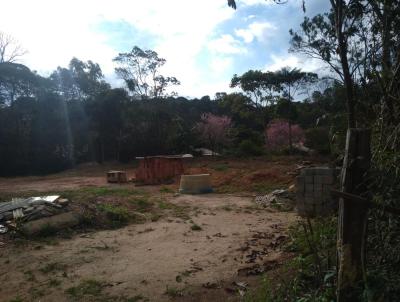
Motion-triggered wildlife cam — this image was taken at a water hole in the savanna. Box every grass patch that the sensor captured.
[66,279,104,299]
[190,224,202,231]
[244,217,337,301]
[159,186,174,193]
[164,286,184,298]
[211,163,229,171]
[130,197,153,212]
[48,278,62,287]
[97,204,131,227]
[39,262,67,274]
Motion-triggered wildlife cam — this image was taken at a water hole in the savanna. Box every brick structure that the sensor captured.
[135,156,185,185]
[296,167,339,217]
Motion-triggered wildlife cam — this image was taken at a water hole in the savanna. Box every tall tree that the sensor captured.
[0,32,26,63]
[114,46,180,99]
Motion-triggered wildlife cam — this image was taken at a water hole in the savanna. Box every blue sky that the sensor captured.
[0,0,330,98]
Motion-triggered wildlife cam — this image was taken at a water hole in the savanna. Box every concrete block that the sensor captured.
[305,184,314,192]
[314,176,323,184]
[305,176,314,183]
[314,183,323,192]
[323,184,332,194]
[321,175,335,184]
[302,169,315,176]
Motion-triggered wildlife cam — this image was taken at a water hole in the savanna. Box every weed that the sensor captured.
[28,287,45,299]
[98,204,131,227]
[160,186,174,193]
[211,163,229,171]
[191,224,202,231]
[164,286,183,298]
[39,262,67,274]
[131,197,153,212]
[48,279,61,287]
[24,270,36,282]
[66,279,104,299]
[9,297,23,302]
[221,205,232,211]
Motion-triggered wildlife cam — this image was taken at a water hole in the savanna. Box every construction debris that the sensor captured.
[0,195,74,234]
[107,171,128,183]
[255,189,293,207]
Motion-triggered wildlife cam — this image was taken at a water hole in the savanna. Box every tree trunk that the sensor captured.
[337,128,371,302]
[332,0,356,128]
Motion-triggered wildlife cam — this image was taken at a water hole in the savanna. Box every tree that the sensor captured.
[0,32,26,63]
[196,113,232,153]
[0,62,42,105]
[265,119,305,151]
[230,70,279,107]
[113,46,180,99]
[50,58,110,101]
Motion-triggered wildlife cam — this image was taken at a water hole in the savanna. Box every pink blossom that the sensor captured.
[196,113,232,150]
[265,119,305,150]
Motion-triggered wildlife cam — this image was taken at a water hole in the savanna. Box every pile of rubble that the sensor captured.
[255,189,295,208]
[0,196,70,234]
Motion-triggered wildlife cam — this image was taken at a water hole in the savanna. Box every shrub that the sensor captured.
[305,127,331,154]
[237,139,265,156]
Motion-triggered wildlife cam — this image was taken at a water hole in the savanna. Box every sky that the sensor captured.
[0,0,330,98]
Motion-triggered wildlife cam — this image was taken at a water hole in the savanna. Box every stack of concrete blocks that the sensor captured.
[296,167,340,217]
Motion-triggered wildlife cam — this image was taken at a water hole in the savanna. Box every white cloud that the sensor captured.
[0,0,235,97]
[265,54,328,74]
[208,34,247,54]
[235,21,277,43]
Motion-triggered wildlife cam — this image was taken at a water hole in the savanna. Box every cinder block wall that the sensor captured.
[296,167,339,217]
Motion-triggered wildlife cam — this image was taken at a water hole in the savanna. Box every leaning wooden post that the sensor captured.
[337,128,371,301]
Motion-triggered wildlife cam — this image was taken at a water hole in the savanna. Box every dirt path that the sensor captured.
[0,194,297,302]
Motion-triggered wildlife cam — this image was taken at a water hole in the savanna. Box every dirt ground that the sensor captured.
[0,157,321,302]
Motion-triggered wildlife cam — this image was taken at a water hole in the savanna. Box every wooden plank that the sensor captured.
[331,189,400,216]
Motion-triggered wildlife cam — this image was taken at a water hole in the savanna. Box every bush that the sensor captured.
[237,139,265,156]
[305,127,331,154]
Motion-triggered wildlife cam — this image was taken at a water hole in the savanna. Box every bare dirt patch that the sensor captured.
[0,194,297,302]
[0,156,327,301]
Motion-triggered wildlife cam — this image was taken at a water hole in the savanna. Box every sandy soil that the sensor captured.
[0,194,297,302]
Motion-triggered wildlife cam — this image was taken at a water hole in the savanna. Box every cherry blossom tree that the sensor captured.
[265,119,305,151]
[196,113,232,153]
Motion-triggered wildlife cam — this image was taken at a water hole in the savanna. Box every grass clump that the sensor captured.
[164,286,184,298]
[190,224,202,231]
[211,163,229,172]
[98,204,131,227]
[159,186,174,193]
[39,262,67,274]
[244,217,337,302]
[130,197,153,212]
[66,279,104,299]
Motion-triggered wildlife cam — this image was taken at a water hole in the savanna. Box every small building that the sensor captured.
[135,155,185,185]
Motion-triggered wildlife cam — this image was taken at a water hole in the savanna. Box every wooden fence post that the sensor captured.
[337,128,371,301]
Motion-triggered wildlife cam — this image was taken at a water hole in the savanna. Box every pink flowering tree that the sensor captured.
[196,113,232,153]
[265,119,305,151]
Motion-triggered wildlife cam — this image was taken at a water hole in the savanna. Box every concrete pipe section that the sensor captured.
[179,174,213,194]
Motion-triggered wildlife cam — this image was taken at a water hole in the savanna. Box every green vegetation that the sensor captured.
[211,163,229,171]
[39,262,67,274]
[97,204,131,227]
[66,279,104,299]
[244,218,337,301]
[164,286,184,298]
[190,224,202,231]
[159,186,175,193]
